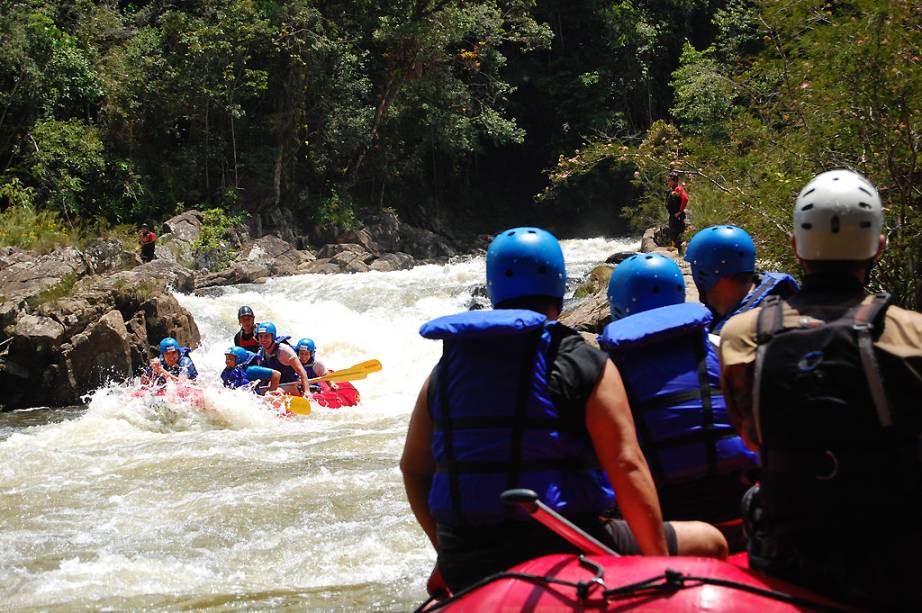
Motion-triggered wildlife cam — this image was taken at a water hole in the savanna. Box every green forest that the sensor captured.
[1,0,919,307]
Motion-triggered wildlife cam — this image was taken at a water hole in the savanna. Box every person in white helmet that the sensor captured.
[719,169,922,608]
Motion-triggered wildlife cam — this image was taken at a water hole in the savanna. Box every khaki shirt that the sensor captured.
[719,284,922,447]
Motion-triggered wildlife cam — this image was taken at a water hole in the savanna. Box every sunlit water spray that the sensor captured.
[0,237,635,611]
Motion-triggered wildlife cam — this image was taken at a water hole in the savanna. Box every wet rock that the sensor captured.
[606,251,638,265]
[299,259,342,275]
[369,252,416,272]
[573,265,614,299]
[61,310,133,400]
[329,249,371,273]
[0,256,201,410]
[560,291,611,334]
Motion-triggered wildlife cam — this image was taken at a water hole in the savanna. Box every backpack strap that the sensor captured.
[753,296,785,446]
[849,292,893,429]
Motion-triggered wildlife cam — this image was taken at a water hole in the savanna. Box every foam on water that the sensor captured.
[0,236,636,611]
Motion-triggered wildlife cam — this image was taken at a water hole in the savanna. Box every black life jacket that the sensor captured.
[754,292,922,529]
[235,329,260,351]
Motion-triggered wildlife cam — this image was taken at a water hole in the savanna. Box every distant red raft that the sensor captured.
[309,380,360,408]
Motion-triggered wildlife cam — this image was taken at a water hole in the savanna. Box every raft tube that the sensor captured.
[426,554,849,612]
[310,380,360,409]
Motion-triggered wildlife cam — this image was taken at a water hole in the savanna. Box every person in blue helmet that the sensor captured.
[221,346,280,392]
[401,227,727,595]
[684,225,799,335]
[255,322,310,395]
[599,253,757,548]
[294,338,337,393]
[141,337,198,385]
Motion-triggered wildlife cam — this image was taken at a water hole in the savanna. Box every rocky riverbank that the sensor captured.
[559,224,698,338]
[0,210,479,411]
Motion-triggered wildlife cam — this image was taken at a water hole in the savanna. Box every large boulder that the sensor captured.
[83,239,141,275]
[559,290,611,334]
[0,258,201,410]
[0,246,87,303]
[369,252,416,272]
[155,210,204,266]
[133,260,196,293]
[60,310,133,401]
[238,235,314,276]
[335,212,458,260]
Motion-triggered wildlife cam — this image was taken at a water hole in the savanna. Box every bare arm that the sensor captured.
[720,363,760,451]
[400,375,439,550]
[586,360,668,556]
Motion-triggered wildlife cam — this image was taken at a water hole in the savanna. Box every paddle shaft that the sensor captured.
[501,489,618,556]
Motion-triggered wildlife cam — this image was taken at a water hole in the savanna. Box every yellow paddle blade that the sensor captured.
[286,395,312,416]
[305,359,382,384]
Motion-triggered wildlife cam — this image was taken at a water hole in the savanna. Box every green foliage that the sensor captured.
[312,190,359,230]
[192,208,247,271]
[26,272,78,308]
[669,43,735,137]
[0,201,70,252]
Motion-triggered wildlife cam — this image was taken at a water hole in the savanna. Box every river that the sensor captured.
[0,236,635,611]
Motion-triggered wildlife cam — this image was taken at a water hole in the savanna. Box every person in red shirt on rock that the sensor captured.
[665,171,688,255]
[139,223,157,262]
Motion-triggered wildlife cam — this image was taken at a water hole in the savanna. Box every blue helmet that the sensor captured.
[607,253,686,320]
[295,338,316,355]
[225,346,251,366]
[255,321,277,342]
[159,337,180,357]
[684,225,756,291]
[486,227,567,307]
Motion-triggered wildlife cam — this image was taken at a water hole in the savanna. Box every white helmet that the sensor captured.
[793,169,883,261]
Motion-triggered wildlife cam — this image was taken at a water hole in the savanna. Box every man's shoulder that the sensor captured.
[718,307,761,367]
[879,303,922,356]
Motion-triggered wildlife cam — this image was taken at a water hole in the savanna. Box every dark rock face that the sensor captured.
[0,250,201,411]
[336,212,458,260]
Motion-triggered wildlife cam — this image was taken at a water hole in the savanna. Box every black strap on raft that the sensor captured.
[413,557,851,613]
[622,335,726,482]
[435,358,465,524]
[506,329,547,496]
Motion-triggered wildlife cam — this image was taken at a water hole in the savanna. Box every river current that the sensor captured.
[0,237,635,611]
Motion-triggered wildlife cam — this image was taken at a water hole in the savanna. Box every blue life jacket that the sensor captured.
[146,347,197,384]
[712,272,799,334]
[599,303,757,485]
[300,358,322,392]
[221,366,251,389]
[420,309,615,526]
[257,336,299,383]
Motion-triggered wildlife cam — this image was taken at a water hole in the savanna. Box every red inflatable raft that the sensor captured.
[425,554,849,612]
[309,380,360,408]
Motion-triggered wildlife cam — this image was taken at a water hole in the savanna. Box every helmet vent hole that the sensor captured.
[801,223,813,230]
[860,221,872,228]
[507,231,515,237]
[858,201,871,209]
[527,230,536,234]
[830,215,840,234]
[801,204,814,211]
[858,186,872,196]
[802,187,816,196]
[505,269,514,277]
[537,265,547,274]
[645,255,653,260]
[832,177,840,181]
[651,286,660,294]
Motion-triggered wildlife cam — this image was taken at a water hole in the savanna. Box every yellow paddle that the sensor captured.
[305,359,382,384]
[272,360,383,416]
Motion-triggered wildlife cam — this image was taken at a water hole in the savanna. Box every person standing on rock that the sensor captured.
[684,225,799,335]
[142,337,198,385]
[234,306,260,351]
[665,171,688,255]
[401,227,727,595]
[719,169,922,608]
[139,224,157,263]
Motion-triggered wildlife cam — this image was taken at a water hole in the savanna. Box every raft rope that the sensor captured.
[414,556,851,613]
